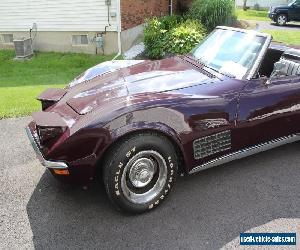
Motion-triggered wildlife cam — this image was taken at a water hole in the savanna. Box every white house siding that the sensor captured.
[0,0,117,32]
[0,0,119,54]
[236,0,290,8]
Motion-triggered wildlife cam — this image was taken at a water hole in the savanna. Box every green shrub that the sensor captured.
[144,16,206,59]
[167,20,206,55]
[189,0,236,32]
[144,15,182,59]
[158,15,182,30]
[144,18,166,59]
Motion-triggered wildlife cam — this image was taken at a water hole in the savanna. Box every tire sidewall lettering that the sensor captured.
[114,147,136,196]
[148,155,176,210]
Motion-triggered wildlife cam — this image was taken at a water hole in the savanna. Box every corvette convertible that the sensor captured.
[26,26,300,213]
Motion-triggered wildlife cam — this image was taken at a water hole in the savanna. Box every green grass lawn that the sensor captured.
[236,8,269,21]
[0,50,113,118]
[262,30,300,46]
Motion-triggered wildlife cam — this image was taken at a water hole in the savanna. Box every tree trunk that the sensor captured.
[243,0,247,10]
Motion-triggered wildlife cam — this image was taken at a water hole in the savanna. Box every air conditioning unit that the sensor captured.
[13,38,33,58]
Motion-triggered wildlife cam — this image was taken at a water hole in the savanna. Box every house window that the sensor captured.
[72,35,89,45]
[1,34,13,43]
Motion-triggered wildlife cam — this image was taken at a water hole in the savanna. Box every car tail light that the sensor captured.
[37,126,66,145]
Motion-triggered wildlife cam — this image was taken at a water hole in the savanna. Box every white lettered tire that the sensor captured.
[103,132,178,213]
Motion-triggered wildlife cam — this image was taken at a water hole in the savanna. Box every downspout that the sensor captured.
[169,0,173,15]
[112,0,122,61]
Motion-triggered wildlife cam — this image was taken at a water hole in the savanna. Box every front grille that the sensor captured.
[193,130,231,159]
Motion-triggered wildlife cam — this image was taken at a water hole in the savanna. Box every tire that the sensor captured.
[103,132,178,213]
[276,14,287,26]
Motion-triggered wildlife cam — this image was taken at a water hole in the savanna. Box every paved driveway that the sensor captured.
[0,117,299,249]
[245,20,300,31]
[256,20,300,31]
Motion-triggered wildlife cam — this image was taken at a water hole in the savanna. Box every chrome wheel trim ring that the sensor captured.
[121,150,168,204]
[128,157,156,188]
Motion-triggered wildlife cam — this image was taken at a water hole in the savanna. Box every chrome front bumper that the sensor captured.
[26,126,68,169]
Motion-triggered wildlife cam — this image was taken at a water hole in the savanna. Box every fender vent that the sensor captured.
[193,130,231,159]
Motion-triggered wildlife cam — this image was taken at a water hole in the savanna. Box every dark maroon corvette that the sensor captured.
[26,26,300,213]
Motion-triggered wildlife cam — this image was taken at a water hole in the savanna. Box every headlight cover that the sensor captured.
[37,126,66,145]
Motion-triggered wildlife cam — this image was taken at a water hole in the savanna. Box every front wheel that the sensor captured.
[103,132,178,213]
[276,14,287,26]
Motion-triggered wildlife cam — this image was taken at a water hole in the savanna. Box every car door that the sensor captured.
[289,0,300,21]
[177,77,247,172]
[237,75,300,148]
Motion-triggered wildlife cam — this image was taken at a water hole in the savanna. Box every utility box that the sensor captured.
[13,38,33,59]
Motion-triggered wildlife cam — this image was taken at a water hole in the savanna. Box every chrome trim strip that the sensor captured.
[26,127,68,169]
[216,26,271,38]
[246,34,272,80]
[189,134,300,174]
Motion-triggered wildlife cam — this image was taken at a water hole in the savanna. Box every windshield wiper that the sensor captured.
[184,55,235,78]
[220,71,236,78]
[205,65,236,79]
[186,54,206,65]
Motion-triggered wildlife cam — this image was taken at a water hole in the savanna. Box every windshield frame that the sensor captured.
[190,26,272,80]
[288,0,297,7]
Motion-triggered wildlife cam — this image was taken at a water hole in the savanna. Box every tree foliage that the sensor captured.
[188,0,236,31]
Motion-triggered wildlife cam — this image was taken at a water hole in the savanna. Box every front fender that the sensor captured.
[95,106,192,172]
[276,9,289,15]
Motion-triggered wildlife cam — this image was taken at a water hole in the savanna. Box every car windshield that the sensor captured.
[191,28,267,79]
[288,0,297,7]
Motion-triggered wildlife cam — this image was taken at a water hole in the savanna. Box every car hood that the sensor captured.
[64,57,215,115]
[272,5,289,10]
[69,60,145,87]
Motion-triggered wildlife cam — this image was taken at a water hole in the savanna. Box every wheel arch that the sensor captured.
[96,125,188,176]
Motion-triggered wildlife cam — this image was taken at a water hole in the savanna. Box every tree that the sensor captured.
[243,0,248,10]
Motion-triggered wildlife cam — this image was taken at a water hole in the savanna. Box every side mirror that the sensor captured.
[259,76,271,85]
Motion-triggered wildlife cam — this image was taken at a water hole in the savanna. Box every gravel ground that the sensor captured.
[0,117,299,250]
